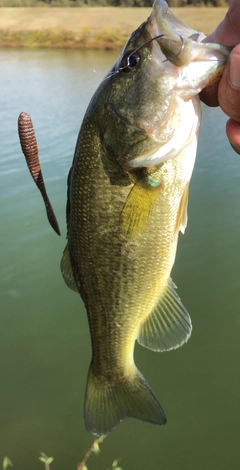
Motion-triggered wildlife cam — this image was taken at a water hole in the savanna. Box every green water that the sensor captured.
[1,49,240,470]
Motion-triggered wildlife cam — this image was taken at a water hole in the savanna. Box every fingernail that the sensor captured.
[229,53,240,89]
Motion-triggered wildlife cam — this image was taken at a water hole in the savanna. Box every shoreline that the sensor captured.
[0,7,227,50]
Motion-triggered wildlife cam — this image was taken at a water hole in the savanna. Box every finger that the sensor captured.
[200,0,240,107]
[218,45,240,122]
[200,81,219,107]
[226,118,240,155]
[205,0,240,46]
[201,44,240,109]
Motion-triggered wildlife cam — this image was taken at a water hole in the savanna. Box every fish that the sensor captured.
[18,112,61,236]
[61,0,230,436]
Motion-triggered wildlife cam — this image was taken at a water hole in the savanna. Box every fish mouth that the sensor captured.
[148,0,203,66]
[149,0,230,67]
[120,0,231,170]
[151,0,202,43]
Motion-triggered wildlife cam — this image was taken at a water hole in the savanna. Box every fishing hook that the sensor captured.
[162,34,184,63]
[118,33,184,73]
[118,34,165,73]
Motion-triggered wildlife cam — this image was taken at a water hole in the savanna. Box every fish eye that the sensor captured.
[120,51,141,73]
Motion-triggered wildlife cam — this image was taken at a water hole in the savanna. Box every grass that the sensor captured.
[0,26,127,50]
[0,7,227,49]
[3,436,123,470]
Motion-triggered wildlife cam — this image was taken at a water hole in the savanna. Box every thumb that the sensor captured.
[219,44,240,155]
[201,1,240,109]
[206,0,240,46]
[201,1,240,155]
[218,44,240,122]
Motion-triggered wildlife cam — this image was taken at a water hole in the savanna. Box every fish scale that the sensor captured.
[60,0,230,436]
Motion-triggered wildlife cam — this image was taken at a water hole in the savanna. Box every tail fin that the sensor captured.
[84,364,166,436]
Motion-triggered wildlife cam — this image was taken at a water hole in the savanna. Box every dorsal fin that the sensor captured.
[137,278,192,352]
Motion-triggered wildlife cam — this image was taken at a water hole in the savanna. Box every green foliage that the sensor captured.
[0,0,231,6]
[110,459,122,470]
[39,452,54,470]
[2,438,123,469]
[167,0,230,5]
[0,0,39,5]
[2,458,12,470]
[78,435,106,470]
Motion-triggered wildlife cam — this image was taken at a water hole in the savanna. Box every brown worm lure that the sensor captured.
[18,112,61,236]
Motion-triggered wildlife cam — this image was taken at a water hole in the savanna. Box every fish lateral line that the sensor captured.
[18,111,61,236]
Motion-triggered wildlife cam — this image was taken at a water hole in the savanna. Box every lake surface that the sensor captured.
[1,49,240,470]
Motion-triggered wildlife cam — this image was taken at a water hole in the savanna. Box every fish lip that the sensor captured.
[147,0,202,67]
[150,0,204,42]
[151,0,179,41]
[149,0,230,67]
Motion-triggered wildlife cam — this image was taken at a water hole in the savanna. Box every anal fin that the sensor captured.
[137,279,192,352]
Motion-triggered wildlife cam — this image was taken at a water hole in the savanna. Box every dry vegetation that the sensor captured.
[0,7,227,49]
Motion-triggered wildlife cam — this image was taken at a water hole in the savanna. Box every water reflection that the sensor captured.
[1,49,240,470]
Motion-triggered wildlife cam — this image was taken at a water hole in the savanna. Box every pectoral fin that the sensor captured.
[137,279,192,352]
[121,178,160,237]
[175,182,189,237]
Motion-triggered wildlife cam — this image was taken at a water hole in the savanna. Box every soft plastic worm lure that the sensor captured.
[18,112,61,236]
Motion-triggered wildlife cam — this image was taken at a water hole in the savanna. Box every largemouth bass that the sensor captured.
[61,0,230,436]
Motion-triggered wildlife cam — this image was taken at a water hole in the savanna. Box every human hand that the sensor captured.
[200,0,240,154]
